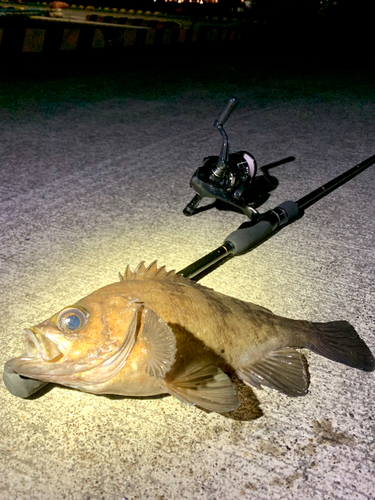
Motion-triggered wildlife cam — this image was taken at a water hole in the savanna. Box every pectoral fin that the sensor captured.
[140,308,177,379]
[236,348,309,397]
[162,364,240,413]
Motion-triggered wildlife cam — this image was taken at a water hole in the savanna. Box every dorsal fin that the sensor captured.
[119,260,193,285]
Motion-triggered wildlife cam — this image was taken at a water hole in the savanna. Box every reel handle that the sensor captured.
[215,97,239,127]
[211,97,240,180]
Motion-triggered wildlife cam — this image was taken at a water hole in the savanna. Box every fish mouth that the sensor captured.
[3,328,65,381]
[5,325,129,385]
[5,328,78,382]
[22,328,62,361]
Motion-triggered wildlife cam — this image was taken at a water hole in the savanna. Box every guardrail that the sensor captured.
[0,14,251,54]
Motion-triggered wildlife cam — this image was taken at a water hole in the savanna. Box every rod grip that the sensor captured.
[224,220,274,255]
[224,201,299,256]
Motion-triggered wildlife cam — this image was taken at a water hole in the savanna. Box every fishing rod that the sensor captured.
[179,154,375,279]
[179,97,375,280]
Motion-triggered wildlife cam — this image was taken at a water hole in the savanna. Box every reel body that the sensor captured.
[184,151,258,219]
[183,97,259,220]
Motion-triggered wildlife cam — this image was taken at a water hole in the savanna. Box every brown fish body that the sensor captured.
[91,278,305,366]
[3,262,374,413]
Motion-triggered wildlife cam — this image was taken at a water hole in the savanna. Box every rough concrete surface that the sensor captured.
[0,47,374,500]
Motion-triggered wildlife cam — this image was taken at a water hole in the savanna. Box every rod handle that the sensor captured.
[224,201,300,255]
[224,220,274,255]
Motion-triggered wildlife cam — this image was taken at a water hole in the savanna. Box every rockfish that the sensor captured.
[3,262,374,413]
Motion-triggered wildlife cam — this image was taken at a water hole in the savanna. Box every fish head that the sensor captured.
[28,291,138,361]
[4,286,145,390]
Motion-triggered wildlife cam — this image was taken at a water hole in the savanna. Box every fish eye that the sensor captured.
[57,307,88,334]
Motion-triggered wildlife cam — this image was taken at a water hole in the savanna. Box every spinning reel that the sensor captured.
[183,97,259,220]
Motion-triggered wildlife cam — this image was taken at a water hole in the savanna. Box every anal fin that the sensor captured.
[236,348,309,397]
[162,364,240,413]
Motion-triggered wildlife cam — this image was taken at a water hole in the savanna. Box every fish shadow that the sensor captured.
[104,390,263,422]
[103,393,167,402]
[25,382,56,399]
[103,375,263,421]
[25,381,169,402]
[25,380,262,421]
[215,373,263,421]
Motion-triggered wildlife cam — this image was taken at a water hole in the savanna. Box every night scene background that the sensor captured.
[0,0,374,499]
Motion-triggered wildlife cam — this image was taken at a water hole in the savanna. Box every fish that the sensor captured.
[3,261,374,413]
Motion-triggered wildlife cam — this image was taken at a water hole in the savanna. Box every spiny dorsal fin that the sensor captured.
[119,260,193,285]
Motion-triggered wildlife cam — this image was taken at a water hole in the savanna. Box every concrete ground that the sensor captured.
[0,42,374,499]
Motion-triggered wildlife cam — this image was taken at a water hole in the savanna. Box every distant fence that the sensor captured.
[0,15,251,55]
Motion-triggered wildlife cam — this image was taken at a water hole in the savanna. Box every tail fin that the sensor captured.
[306,321,374,372]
